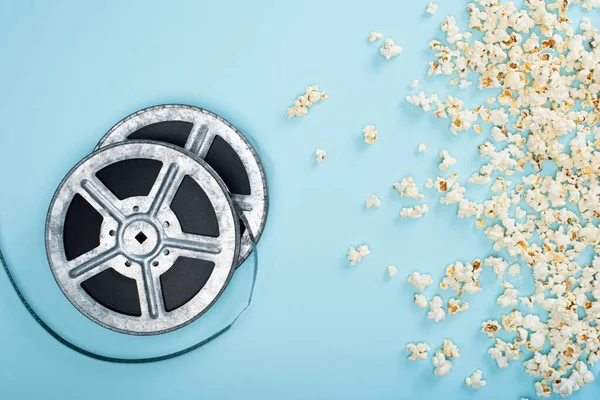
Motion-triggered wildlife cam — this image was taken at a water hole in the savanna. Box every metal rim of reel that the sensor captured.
[96,104,269,267]
[45,141,240,335]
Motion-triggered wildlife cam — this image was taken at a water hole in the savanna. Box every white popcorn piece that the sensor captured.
[414,293,429,309]
[408,271,433,292]
[425,2,438,15]
[363,125,378,144]
[427,296,446,322]
[368,31,383,42]
[366,195,381,209]
[508,263,521,277]
[442,339,460,359]
[314,148,327,164]
[459,80,473,89]
[347,245,370,266]
[418,143,428,152]
[406,342,431,360]
[497,282,520,308]
[393,176,425,199]
[432,349,452,376]
[287,85,327,118]
[400,204,429,219]
[481,320,500,338]
[387,265,398,278]
[410,80,420,88]
[465,369,487,390]
[439,150,456,171]
[447,297,469,314]
[380,37,403,60]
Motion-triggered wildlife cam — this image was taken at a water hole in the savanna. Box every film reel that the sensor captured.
[45,141,240,335]
[96,105,269,267]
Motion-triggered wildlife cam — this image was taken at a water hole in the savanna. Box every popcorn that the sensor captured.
[400,204,429,219]
[418,143,428,152]
[439,150,456,171]
[425,2,438,16]
[368,31,383,42]
[432,349,452,376]
[481,320,501,338]
[497,281,520,308]
[459,80,472,89]
[408,271,434,292]
[393,176,425,199]
[447,297,469,314]
[287,85,327,118]
[414,293,429,309]
[366,195,381,209]
[508,263,521,277]
[441,339,460,359]
[387,265,398,278]
[380,37,403,60]
[363,125,378,144]
[406,342,431,360]
[314,148,327,164]
[347,245,370,266]
[427,296,446,322]
[410,80,420,88]
[465,369,487,390]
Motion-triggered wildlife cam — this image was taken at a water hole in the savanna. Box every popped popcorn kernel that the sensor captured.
[287,85,327,118]
[408,271,434,292]
[314,148,327,164]
[366,195,381,209]
[347,245,370,266]
[425,2,438,16]
[406,342,431,360]
[368,31,383,42]
[400,204,429,219]
[465,369,487,390]
[439,150,457,171]
[363,125,378,144]
[418,143,428,152]
[387,265,398,278]
[380,37,403,60]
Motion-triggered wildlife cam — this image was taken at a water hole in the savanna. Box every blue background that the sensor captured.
[0,0,598,399]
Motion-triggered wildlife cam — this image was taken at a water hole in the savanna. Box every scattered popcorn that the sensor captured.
[447,297,469,314]
[408,271,434,292]
[465,369,487,390]
[393,176,425,199]
[442,339,460,359]
[427,296,446,322]
[417,143,428,152]
[366,195,381,209]
[387,265,398,278]
[481,320,501,338]
[400,204,429,219]
[439,150,456,171]
[406,342,431,361]
[347,245,370,266]
[440,259,483,296]
[363,125,378,144]
[432,349,453,376]
[459,80,472,89]
[508,263,521,277]
[497,281,520,308]
[314,148,327,164]
[287,85,327,118]
[425,2,438,15]
[414,293,429,309]
[368,31,383,42]
[410,80,420,88]
[380,37,403,60]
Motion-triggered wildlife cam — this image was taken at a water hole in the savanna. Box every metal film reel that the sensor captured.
[46,141,240,335]
[96,105,268,267]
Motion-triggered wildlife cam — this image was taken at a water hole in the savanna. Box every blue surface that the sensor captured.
[0,0,599,399]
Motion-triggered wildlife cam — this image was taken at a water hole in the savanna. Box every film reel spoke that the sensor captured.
[81,179,126,223]
[68,247,121,279]
[148,163,181,217]
[140,260,161,319]
[185,123,212,157]
[163,235,222,257]
[231,193,255,212]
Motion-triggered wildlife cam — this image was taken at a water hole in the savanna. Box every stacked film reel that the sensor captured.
[45,105,268,336]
